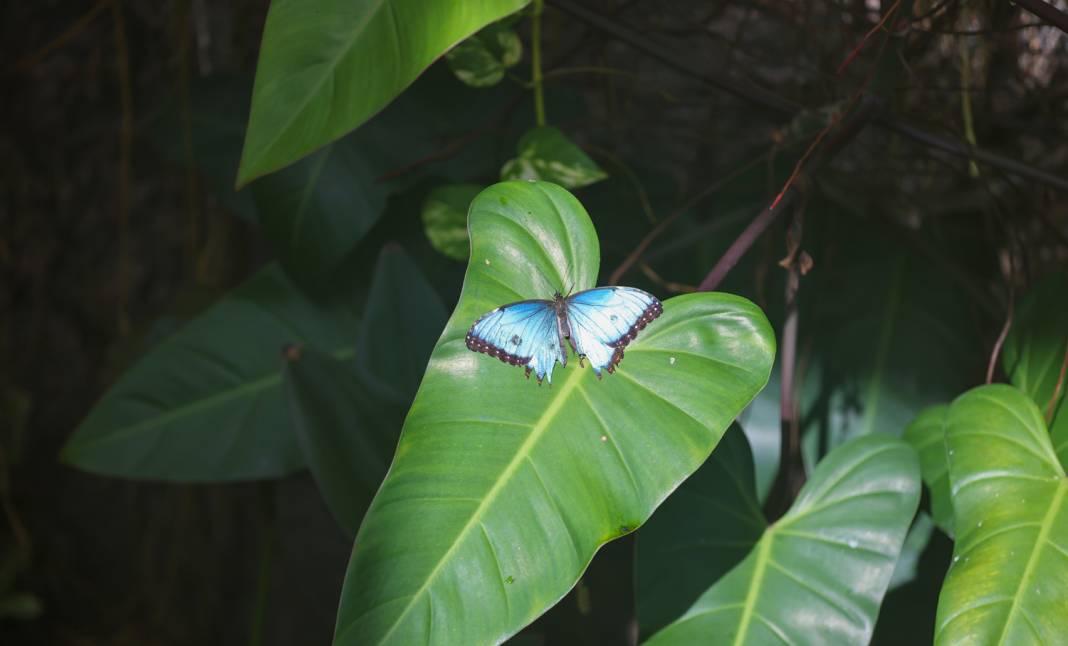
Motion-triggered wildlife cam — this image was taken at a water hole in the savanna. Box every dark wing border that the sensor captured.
[464,299,554,368]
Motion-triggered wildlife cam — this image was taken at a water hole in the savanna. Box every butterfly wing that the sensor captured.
[465,300,566,384]
[564,286,663,377]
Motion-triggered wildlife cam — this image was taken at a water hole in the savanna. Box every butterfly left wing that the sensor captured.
[564,286,663,377]
[465,300,566,384]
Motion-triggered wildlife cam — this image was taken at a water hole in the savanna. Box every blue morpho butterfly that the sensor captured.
[465,281,663,385]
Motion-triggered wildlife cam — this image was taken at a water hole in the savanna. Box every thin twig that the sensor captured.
[549,0,1068,193]
[608,148,770,285]
[8,0,111,73]
[986,289,1014,384]
[837,0,902,75]
[532,0,546,126]
[1012,0,1068,35]
[1047,340,1068,423]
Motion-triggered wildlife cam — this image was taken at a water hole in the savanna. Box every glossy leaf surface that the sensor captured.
[421,184,483,261]
[634,424,766,636]
[934,385,1068,644]
[1003,272,1068,467]
[646,434,920,646]
[500,126,608,189]
[62,265,358,480]
[333,181,775,645]
[903,405,953,535]
[237,0,529,185]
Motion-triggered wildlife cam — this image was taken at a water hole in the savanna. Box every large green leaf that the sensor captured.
[634,424,766,637]
[646,434,920,646]
[62,264,359,480]
[934,384,1068,644]
[903,405,953,535]
[332,181,775,645]
[252,134,388,284]
[1003,272,1068,468]
[237,0,529,185]
[285,247,446,535]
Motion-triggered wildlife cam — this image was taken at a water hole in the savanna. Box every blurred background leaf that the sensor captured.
[61,264,362,480]
[633,423,765,638]
[1002,272,1068,467]
[421,184,483,261]
[501,126,608,189]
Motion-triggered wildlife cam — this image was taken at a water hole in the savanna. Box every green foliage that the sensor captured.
[501,126,608,189]
[62,264,360,480]
[903,405,954,535]
[646,434,920,646]
[237,0,529,185]
[935,384,1068,644]
[446,23,523,87]
[332,181,775,645]
[634,424,766,636]
[60,3,1068,643]
[1003,272,1068,467]
[421,184,483,261]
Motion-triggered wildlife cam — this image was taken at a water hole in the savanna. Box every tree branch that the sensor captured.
[549,0,1068,193]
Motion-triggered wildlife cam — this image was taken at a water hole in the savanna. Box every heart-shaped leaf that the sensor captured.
[634,423,766,637]
[645,434,920,646]
[62,264,359,480]
[1002,272,1068,468]
[421,184,483,261]
[446,23,522,87]
[237,0,529,185]
[903,405,953,535]
[501,126,608,189]
[332,181,775,645]
[934,384,1068,644]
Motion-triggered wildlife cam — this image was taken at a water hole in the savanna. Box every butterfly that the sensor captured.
[465,286,663,384]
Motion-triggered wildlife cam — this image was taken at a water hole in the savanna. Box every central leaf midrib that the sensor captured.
[368,362,587,644]
[995,479,1067,645]
[733,534,773,645]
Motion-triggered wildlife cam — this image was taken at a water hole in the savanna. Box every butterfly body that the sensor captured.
[465,287,662,384]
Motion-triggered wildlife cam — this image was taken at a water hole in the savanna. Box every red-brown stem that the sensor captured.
[1047,340,1068,423]
[986,290,1014,384]
[837,0,902,75]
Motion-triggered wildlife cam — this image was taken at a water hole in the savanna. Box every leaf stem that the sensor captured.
[532,0,546,126]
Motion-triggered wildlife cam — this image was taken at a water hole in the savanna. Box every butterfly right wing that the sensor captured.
[465,300,566,384]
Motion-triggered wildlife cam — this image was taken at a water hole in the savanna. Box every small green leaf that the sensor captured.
[934,384,1068,644]
[1003,272,1068,468]
[332,181,775,645]
[501,126,608,189]
[421,184,483,261]
[237,0,530,185]
[903,405,953,535]
[62,264,360,481]
[252,135,388,284]
[646,434,920,646]
[634,424,766,637]
[446,24,523,87]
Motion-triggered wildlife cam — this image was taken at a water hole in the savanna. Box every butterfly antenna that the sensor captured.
[531,263,559,296]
